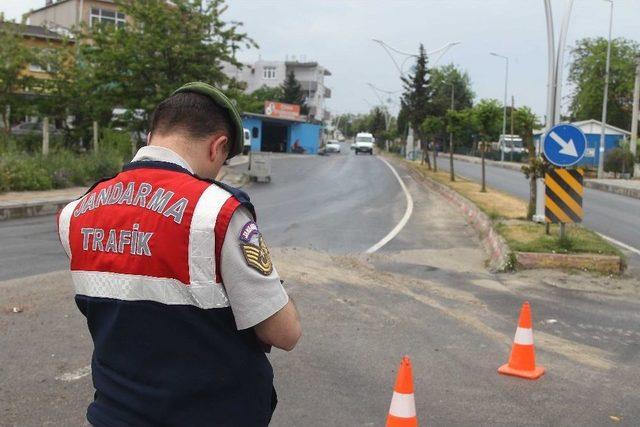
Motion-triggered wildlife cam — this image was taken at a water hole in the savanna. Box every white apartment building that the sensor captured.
[224,59,332,122]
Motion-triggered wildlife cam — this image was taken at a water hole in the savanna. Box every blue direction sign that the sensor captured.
[543,123,587,167]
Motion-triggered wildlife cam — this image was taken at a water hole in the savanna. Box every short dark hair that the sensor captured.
[149,92,232,143]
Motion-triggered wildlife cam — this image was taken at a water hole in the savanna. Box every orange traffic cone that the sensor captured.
[498,301,545,380]
[386,356,418,427]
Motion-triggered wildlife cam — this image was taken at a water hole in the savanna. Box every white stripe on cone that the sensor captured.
[514,327,534,345]
[388,391,416,418]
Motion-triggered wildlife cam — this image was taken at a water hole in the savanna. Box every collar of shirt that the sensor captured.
[132,146,194,174]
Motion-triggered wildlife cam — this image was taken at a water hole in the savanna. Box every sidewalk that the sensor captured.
[452,154,640,200]
[0,156,250,221]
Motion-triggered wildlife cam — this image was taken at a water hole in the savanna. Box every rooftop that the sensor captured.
[0,21,69,41]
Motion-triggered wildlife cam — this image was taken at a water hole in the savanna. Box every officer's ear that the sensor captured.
[209,134,229,162]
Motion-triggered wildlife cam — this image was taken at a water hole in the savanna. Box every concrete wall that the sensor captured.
[27,0,126,29]
[583,133,623,168]
[241,116,321,154]
[290,122,321,154]
[242,116,263,152]
[28,0,79,28]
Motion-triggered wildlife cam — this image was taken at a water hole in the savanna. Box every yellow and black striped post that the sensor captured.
[545,168,584,223]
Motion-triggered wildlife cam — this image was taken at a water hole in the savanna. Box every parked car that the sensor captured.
[353,132,374,155]
[243,128,251,155]
[11,122,61,136]
[326,139,341,153]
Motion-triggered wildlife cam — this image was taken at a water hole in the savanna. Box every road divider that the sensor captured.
[366,157,414,253]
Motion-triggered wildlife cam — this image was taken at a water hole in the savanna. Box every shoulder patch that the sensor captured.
[239,221,259,243]
[241,235,273,276]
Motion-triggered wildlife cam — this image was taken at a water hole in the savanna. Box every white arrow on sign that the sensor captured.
[549,131,578,157]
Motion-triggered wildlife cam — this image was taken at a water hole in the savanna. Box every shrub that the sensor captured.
[102,128,134,160]
[2,155,53,191]
[604,147,635,176]
[0,149,123,193]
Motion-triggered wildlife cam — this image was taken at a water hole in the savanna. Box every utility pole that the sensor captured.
[490,53,509,162]
[449,82,455,182]
[510,95,515,162]
[42,117,50,156]
[597,0,614,178]
[631,58,639,173]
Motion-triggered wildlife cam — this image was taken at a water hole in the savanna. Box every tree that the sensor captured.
[420,115,443,168]
[568,37,640,131]
[514,106,543,219]
[430,64,474,116]
[0,19,36,133]
[230,85,284,114]
[472,99,503,192]
[446,109,475,181]
[81,0,255,145]
[401,44,433,167]
[280,70,308,114]
[472,99,503,143]
[370,107,387,144]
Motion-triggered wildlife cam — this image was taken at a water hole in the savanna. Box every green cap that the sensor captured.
[172,82,244,159]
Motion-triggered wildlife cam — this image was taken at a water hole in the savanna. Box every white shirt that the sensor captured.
[132,146,289,330]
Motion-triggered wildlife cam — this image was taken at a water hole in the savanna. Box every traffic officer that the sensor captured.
[57,82,301,426]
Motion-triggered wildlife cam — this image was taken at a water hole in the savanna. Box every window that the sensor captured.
[90,8,126,28]
[263,67,276,80]
[28,64,46,73]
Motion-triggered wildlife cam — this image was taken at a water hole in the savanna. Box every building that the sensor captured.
[223,59,332,122]
[534,119,630,168]
[25,0,127,31]
[242,113,322,154]
[0,21,71,80]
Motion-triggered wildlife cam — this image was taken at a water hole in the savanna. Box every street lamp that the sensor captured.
[597,0,614,178]
[490,52,509,162]
[372,39,461,77]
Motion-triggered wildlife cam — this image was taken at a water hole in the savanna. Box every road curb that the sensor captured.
[0,198,78,221]
[453,154,640,200]
[515,251,623,275]
[0,167,250,222]
[402,161,512,272]
[583,180,640,200]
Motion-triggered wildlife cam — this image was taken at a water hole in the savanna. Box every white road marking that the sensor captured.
[366,157,414,253]
[55,365,91,382]
[596,233,640,257]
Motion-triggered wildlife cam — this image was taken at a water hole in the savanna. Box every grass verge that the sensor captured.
[496,221,623,257]
[401,155,624,260]
[406,159,526,220]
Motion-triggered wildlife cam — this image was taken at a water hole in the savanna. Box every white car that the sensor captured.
[243,128,251,155]
[353,132,374,155]
[326,140,341,153]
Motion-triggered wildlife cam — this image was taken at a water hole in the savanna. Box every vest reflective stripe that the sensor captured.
[58,198,82,259]
[58,167,242,309]
[71,270,230,308]
[189,184,232,296]
[214,196,241,283]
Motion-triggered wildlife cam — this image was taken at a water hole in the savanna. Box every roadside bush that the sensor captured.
[0,149,123,193]
[102,128,134,160]
[604,147,635,177]
[1,155,53,191]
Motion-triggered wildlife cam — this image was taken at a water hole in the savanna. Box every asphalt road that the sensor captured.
[0,148,404,281]
[436,156,640,259]
[1,146,639,426]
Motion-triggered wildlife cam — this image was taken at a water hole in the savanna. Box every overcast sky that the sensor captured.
[3,0,640,120]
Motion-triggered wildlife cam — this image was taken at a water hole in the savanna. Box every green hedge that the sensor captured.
[0,149,123,192]
[0,128,135,192]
